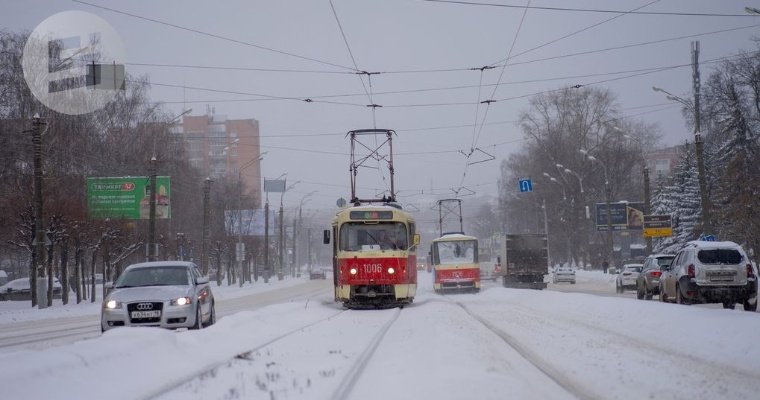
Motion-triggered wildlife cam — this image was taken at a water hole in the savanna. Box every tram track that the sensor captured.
[144,308,351,400]
[152,306,403,400]
[454,301,599,400]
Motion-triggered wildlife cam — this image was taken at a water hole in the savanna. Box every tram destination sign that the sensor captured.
[643,214,673,238]
[349,210,394,220]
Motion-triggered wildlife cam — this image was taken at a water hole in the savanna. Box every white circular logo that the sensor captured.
[22,11,126,115]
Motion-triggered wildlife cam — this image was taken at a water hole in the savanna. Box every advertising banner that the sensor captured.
[224,209,276,236]
[595,202,644,231]
[87,176,171,220]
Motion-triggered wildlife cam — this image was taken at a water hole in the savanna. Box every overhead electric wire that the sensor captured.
[126,62,355,75]
[489,0,661,66]
[419,0,760,17]
[72,0,358,72]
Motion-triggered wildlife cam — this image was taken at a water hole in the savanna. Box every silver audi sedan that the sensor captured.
[101,261,215,332]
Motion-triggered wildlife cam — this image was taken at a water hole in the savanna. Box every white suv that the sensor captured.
[660,240,757,310]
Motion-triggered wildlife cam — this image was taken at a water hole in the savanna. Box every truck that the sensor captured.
[499,233,548,290]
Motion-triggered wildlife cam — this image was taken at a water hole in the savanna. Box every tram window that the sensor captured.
[339,222,408,251]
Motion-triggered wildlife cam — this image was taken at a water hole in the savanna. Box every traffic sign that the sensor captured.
[643,215,672,238]
[518,178,533,193]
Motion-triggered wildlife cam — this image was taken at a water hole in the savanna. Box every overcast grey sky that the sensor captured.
[4,0,759,211]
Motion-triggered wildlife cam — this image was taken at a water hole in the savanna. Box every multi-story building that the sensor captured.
[645,145,683,183]
[175,109,262,207]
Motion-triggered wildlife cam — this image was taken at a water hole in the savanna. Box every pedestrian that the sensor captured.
[602,259,609,274]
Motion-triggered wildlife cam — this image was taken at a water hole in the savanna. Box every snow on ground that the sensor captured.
[2,270,760,400]
[0,274,308,323]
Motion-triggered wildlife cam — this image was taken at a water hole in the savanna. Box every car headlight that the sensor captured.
[104,300,122,309]
[170,296,193,306]
[387,267,395,274]
[350,268,357,275]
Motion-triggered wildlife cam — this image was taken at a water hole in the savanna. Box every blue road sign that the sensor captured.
[519,178,533,193]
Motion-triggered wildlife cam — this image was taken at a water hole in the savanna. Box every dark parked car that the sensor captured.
[101,261,215,332]
[309,267,326,280]
[636,254,675,300]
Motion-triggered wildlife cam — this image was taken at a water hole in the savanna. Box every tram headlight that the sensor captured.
[387,267,395,274]
[350,268,358,275]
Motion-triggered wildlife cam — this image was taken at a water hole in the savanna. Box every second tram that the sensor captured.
[431,233,480,293]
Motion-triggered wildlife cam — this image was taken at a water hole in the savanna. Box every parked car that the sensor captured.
[0,277,63,301]
[616,264,643,293]
[636,254,675,300]
[101,261,215,332]
[553,266,576,284]
[309,267,326,280]
[659,241,757,310]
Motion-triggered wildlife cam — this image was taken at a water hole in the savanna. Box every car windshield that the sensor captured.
[115,266,190,288]
[697,249,743,264]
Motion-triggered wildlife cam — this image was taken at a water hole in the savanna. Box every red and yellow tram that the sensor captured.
[325,204,420,308]
[431,233,480,293]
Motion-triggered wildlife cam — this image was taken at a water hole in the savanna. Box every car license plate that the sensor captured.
[131,310,161,319]
[708,271,735,282]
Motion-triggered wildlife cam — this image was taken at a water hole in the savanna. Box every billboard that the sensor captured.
[224,209,277,236]
[595,202,644,231]
[87,176,171,220]
[643,215,673,238]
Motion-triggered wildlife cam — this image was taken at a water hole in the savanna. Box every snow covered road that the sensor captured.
[1,271,759,400]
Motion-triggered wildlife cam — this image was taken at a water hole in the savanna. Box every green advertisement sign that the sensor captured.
[87,176,171,220]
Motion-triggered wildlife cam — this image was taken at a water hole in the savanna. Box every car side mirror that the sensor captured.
[196,276,209,285]
[323,230,330,244]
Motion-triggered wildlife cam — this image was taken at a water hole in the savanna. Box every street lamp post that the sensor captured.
[236,153,266,286]
[614,127,652,254]
[294,191,317,277]
[580,149,612,264]
[278,180,300,280]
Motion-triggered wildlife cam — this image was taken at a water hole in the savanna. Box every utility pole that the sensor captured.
[292,215,297,277]
[278,203,284,280]
[30,114,47,308]
[201,177,212,276]
[605,184,613,265]
[692,41,713,235]
[147,156,158,261]
[643,166,652,254]
[264,198,270,283]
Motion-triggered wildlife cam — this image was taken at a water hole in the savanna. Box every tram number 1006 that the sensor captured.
[363,263,383,273]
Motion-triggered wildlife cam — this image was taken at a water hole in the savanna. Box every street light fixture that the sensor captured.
[542,172,566,201]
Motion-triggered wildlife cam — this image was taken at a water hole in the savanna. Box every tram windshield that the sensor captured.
[339,222,408,251]
[434,239,477,265]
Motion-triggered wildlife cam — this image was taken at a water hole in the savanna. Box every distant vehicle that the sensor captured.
[100,261,215,332]
[636,254,675,300]
[500,234,548,290]
[659,241,757,310]
[616,264,643,293]
[431,233,480,293]
[309,267,326,280]
[552,266,576,284]
[0,277,63,301]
